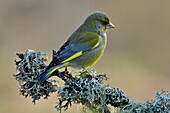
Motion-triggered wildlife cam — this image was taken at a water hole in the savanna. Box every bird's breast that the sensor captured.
[70,34,107,69]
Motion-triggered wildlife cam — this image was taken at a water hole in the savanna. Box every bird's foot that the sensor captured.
[64,67,69,74]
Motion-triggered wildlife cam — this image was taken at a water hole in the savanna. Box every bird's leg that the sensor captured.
[64,67,69,74]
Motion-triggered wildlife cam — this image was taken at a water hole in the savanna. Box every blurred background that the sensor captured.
[0,0,170,113]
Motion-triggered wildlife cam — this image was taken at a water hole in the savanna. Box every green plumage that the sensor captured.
[38,11,115,82]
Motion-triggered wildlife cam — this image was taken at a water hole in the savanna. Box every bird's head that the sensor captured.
[84,11,115,32]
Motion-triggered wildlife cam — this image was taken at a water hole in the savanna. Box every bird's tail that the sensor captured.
[36,63,68,82]
[37,70,52,83]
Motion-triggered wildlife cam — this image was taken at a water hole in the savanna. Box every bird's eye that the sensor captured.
[103,21,109,25]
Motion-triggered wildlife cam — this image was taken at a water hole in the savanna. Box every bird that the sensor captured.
[37,11,115,82]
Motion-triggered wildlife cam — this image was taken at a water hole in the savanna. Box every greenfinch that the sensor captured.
[38,11,115,82]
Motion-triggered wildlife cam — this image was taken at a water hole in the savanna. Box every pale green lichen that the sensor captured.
[55,70,129,113]
[14,50,56,103]
[14,50,170,113]
[120,90,170,113]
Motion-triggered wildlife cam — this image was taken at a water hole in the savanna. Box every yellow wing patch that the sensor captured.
[48,67,58,75]
[92,42,99,49]
[62,51,82,63]
[48,63,69,75]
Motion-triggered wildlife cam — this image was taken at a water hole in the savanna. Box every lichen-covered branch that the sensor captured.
[54,71,129,113]
[120,90,170,113]
[14,50,170,113]
[14,50,57,103]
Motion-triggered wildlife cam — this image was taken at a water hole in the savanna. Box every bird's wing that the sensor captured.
[48,32,100,68]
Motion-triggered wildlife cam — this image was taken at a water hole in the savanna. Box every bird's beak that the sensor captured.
[106,22,115,29]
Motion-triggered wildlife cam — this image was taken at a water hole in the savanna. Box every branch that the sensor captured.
[14,50,170,113]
